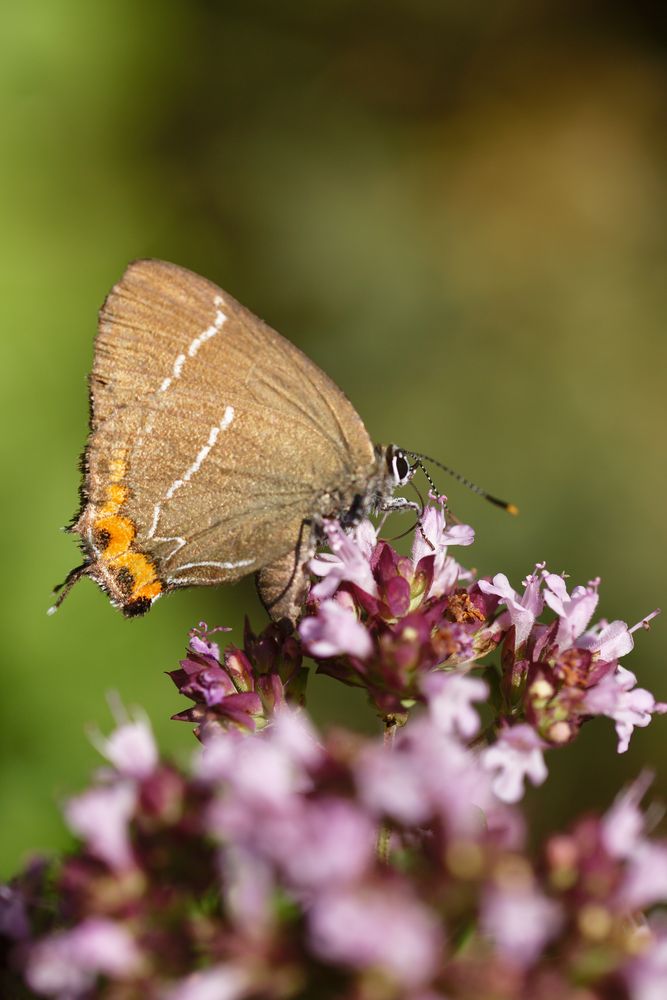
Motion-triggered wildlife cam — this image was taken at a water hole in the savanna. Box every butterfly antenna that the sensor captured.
[402,450,519,516]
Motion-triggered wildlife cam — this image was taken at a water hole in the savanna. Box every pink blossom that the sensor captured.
[308,883,442,988]
[269,708,322,771]
[624,920,667,1000]
[358,718,497,835]
[26,918,142,996]
[412,505,474,560]
[543,574,599,650]
[578,618,634,660]
[421,670,487,739]
[208,736,375,896]
[64,783,136,869]
[188,620,231,661]
[205,711,323,851]
[221,847,275,936]
[601,772,654,859]
[482,881,562,967]
[411,506,474,598]
[195,726,244,782]
[617,840,667,911]
[583,665,667,753]
[299,598,372,659]
[91,708,158,779]
[164,966,249,1000]
[478,566,544,648]
[309,520,378,599]
[212,734,310,812]
[356,733,434,826]
[267,797,376,890]
[198,709,319,790]
[481,724,548,803]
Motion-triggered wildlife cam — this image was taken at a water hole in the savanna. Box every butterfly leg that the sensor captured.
[256,519,315,626]
[378,496,421,515]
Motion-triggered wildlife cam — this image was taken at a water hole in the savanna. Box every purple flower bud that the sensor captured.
[0,883,31,942]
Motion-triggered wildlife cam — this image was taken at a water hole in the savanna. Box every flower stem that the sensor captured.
[376,719,397,864]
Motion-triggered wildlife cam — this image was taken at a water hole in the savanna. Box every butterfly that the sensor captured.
[52,259,420,624]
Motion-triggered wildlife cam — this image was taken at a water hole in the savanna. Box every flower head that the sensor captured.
[300,508,498,714]
[170,619,307,736]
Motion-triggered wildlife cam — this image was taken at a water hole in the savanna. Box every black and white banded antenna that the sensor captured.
[401,450,519,516]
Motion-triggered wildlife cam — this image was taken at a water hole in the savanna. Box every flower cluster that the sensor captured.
[169,618,307,737]
[2,506,665,998]
[3,702,667,999]
[483,569,663,752]
[298,510,499,718]
[296,506,664,795]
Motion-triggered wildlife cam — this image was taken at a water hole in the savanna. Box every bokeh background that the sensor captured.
[2,0,666,876]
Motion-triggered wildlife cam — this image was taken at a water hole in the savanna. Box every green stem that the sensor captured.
[376,719,397,864]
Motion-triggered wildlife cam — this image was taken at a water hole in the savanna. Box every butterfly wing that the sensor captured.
[72,259,378,614]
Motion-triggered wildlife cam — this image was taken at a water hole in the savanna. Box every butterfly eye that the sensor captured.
[391,450,411,485]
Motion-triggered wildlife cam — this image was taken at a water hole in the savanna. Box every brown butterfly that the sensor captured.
[52,260,420,624]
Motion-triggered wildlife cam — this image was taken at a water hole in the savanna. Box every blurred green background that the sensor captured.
[2,0,666,876]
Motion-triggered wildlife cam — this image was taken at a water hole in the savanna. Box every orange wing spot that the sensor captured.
[94,514,136,557]
[134,580,162,601]
[108,456,128,483]
[112,551,161,600]
[100,483,130,516]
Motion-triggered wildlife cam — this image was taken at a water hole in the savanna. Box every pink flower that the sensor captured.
[64,783,136,869]
[358,718,497,836]
[601,772,654,859]
[308,883,442,988]
[356,732,435,827]
[269,708,322,771]
[26,918,142,996]
[619,840,667,911]
[221,847,275,936]
[309,520,378,599]
[624,920,667,1000]
[478,566,544,648]
[579,618,634,660]
[482,881,562,967]
[411,505,473,598]
[91,706,158,779]
[421,670,487,739]
[204,710,322,841]
[299,598,373,659]
[188,621,231,661]
[543,574,599,651]
[266,798,376,891]
[481,724,548,803]
[164,966,249,1000]
[583,665,667,753]
[211,735,308,813]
